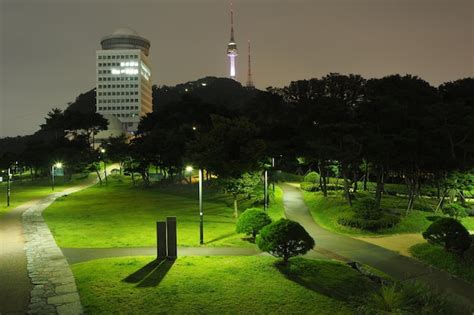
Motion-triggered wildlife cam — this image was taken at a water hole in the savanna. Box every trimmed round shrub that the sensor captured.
[303,171,320,184]
[300,182,319,192]
[338,213,400,231]
[236,208,272,239]
[353,197,381,220]
[442,203,468,219]
[422,218,471,256]
[256,219,315,263]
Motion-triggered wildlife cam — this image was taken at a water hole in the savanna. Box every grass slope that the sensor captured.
[0,174,91,216]
[303,191,474,236]
[44,177,285,248]
[410,243,474,284]
[72,256,378,314]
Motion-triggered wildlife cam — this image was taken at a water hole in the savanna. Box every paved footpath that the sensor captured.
[280,183,474,311]
[0,176,99,315]
[22,187,88,314]
[62,246,268,264]
[0,200,36,314]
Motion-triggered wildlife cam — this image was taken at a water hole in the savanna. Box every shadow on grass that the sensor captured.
[122,259,175,287]
[204,232,236,244]
[275,258,377,302]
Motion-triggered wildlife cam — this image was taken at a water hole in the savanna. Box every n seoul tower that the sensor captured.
[227,3,238,79]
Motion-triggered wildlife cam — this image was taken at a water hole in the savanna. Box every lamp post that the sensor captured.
[51,162,63,191]
[199,168,203,244]
[100,148,108,184]
[271,157,275,192]
[185,165,193,184]
[6,168,11,207]
[188,165,204,244]
[264,169,268,211]
[264,158,276,211]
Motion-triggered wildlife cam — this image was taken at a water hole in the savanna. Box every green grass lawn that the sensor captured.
[72,256,378,314]
[44,176,285,248]
[410,243,474,284]
[0,173,91,216]
[303,191,474,236]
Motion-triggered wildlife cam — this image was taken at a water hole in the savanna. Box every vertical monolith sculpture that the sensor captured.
[166,217,177,259]
[157,221,167,259]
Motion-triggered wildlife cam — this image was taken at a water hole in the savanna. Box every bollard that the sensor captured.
[157,221,167,259]
[166,217,177,259]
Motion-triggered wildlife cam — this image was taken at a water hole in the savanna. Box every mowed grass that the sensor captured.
[410,243,474,284]
[303,191,474,236]
[44,176,285,248]
[0,174,91,216]
[72,256,378,314]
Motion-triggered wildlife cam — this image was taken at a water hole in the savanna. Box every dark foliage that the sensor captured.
[422,218,472,255]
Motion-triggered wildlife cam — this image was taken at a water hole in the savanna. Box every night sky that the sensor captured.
[0,0,472,137]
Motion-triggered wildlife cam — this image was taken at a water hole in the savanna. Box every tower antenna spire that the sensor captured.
[230,2,235,42]
[246,40,254,88]
[227,1,238,79]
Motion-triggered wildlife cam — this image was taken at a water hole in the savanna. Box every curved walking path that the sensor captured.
[22,187,89,314]
[0,200,36,314]
[280,183,474,310]
[0,173,102,315]
[62,246,266,264]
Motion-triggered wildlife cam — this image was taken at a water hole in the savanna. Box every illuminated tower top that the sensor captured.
[227,3,238,78]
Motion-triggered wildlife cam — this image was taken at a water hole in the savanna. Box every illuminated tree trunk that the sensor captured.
[233,197,239,218]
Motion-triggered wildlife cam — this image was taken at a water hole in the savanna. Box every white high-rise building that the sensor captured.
[96,28,152,133]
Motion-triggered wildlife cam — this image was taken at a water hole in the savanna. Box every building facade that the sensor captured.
[96,28,152,133]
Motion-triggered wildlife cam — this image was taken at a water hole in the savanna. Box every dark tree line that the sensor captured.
[1,74,473,213]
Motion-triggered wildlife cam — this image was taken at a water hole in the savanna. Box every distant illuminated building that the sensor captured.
[96,27,152,133]
[227,5,238,79]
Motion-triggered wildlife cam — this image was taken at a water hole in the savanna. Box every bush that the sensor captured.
[442,203,468,219]
[353,197,381,220]
[236,208,272,240]
[338,213,400,231]
[339,197,398,231]
[303,171,320,184]
[300,182,319,192]
[256,219,315,264]
[358,282,463,315]
[422,218,471,256]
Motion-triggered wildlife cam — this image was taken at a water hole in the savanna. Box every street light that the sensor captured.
[4,168,11,207]
[264,158,276,211]
[187,165,204,244]
[185,165,193,184]
[51,162,63,191]
[264,168,268,211]
[100,148,108,184]
[198,168,203,244]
